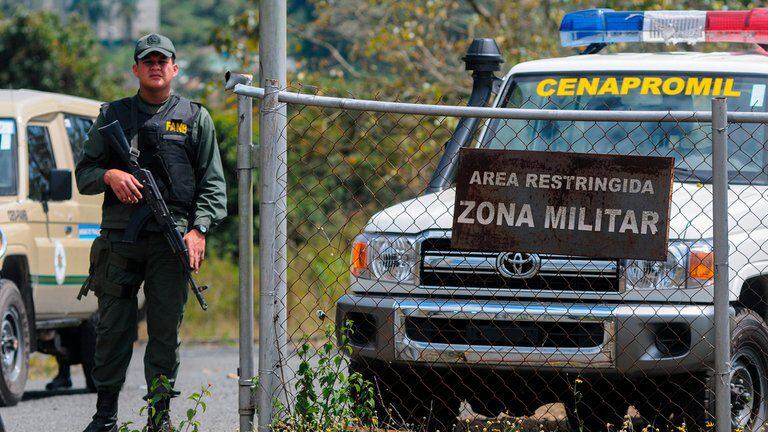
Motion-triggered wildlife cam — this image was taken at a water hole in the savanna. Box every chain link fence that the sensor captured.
[227,76,768,432]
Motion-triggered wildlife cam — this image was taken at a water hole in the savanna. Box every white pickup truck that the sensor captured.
[337,8,768,432]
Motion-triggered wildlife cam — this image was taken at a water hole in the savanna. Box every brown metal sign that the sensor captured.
[451,148,674,260]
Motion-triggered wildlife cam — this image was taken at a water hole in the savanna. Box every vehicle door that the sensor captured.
[61,113,100,314]
[26,113,87,318]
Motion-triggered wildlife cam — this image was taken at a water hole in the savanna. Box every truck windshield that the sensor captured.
[481,73,768,185]
[0,119,16,195]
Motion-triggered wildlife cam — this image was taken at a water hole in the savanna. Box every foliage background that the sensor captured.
[1,0,766,341]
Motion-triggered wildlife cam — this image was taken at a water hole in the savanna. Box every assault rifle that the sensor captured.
[98,120,209,310]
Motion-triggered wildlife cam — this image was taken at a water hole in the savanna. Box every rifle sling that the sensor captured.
[130,97,140,165]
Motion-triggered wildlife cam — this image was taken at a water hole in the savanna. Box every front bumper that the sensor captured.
[336,294,717,376]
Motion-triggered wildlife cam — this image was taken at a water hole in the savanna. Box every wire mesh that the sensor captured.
[245,81,768,432]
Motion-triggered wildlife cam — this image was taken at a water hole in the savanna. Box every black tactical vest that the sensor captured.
[100,95,201,211]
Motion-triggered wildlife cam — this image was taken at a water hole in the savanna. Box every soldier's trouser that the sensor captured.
[90,230,188,398]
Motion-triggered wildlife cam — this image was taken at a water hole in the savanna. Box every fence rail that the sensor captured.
[233,84,768,122]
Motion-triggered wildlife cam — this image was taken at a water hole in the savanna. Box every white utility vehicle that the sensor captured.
[337,8,768,431]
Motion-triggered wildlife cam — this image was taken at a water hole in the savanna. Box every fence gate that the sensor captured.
[227,78,768,432]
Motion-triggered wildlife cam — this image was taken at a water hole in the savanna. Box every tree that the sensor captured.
[304,0,765,101]
[0,8,119,100]
[66,0,110,25]
[115,0,138,43]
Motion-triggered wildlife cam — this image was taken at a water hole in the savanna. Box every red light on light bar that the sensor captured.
[706,9,768,43]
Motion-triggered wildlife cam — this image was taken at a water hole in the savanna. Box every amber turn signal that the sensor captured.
[351,241,368,276]
[689,249,714,280]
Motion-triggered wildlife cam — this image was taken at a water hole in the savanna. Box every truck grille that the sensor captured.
[404,317,604,348]
[419,237,621,292]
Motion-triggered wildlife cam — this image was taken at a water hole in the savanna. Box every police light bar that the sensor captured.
[561,8,768,47]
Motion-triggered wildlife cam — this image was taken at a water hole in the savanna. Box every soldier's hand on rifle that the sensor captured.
[104,169,143,204]
[184,229,206,273]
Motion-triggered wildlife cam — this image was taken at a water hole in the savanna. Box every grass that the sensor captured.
[28,352,57,380]
[181,252,250,342]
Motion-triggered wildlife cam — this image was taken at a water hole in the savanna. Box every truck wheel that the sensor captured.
[0,279,29,406]
[714,309,768,431]
[349,359,459,431]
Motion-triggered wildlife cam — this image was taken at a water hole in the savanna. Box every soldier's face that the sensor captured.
[133,53,178,91]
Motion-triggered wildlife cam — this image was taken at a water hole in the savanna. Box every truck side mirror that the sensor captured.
[49,169,72,201]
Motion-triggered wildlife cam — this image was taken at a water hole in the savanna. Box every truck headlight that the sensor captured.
[350,233,419,285]
[0,227,6,259]
[624,240,713,290]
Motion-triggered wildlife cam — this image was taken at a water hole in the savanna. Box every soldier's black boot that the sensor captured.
[147,397,172,432]
[82,391,119,432]
[45,360,72,391]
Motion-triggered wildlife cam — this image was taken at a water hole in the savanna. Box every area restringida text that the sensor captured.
[456,170,662,235]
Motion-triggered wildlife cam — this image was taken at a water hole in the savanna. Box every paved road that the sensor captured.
[0,343,246,432]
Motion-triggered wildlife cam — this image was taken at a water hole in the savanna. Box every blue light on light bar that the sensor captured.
[605,11,644,40]
[560,9,644,47]
[559,9,611,46]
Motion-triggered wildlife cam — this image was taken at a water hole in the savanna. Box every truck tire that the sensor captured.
[349,359,459,431]
[710,309,768,431]
[0,279,29,406]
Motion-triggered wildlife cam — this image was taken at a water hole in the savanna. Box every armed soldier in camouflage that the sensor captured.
[75,33,227,432]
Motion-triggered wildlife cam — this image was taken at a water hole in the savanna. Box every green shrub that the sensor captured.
[117,376,212,432]
[271,322,378,432]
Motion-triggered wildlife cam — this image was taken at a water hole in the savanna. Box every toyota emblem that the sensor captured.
[497,252,541,279]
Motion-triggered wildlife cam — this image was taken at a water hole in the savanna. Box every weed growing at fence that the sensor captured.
[117,375,212,432]
[271,322,378,432]
[570,376,585,432]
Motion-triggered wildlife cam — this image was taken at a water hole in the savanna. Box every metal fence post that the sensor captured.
[712,97,731,432]
[257,80,281,432]
[234,73,256,432]
[258,0,287,429]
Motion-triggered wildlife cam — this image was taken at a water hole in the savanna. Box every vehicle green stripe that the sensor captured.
[30,275,89,285]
